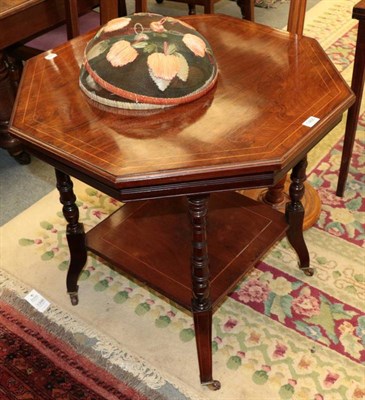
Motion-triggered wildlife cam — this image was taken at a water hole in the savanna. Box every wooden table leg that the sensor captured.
[336,17,365,196]
[55,169,87,306]
[0,51,30,164]
[285,157,314,277]
[243,178,321,231]
[188,195,220,390]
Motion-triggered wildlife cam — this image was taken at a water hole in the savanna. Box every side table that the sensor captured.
[9,14,354,389]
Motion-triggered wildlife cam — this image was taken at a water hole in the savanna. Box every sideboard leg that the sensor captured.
[188,195,221,390]
[285,157,314,276]
[55,169,87,305]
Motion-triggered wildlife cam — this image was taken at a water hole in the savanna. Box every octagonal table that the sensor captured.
[9,14,354,389]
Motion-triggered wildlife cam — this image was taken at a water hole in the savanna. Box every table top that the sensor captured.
[10,14,354,199]
[0,0,98,49]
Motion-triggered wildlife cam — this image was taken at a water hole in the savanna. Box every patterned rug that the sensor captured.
[0,294,155,400]
[0,1,364,399]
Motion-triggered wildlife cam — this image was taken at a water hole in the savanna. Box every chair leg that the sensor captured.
[99,0,120,24]
[236,0,254,20]
[135,0,147,12]
[188,3,197,14]
[64,0,80,39]
[118,0,128,16]
[287,0,307,35]
[203,0,214,14]
[336,20,365,197]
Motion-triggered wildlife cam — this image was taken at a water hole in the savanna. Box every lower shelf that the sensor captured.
[86,191,288,310]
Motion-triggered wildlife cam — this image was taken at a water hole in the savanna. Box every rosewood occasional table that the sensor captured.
[10,14,354,389]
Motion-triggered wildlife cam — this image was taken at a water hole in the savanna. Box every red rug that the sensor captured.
[0,298,148,400]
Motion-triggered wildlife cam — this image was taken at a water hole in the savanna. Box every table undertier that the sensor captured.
[86,192,288,310]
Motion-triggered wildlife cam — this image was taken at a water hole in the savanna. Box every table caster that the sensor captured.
[302,267,315,277]
[68,291,79,306]
[202,380,221,390]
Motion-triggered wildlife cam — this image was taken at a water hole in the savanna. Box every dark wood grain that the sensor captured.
[85,192,288,309]
[10,15,354,196]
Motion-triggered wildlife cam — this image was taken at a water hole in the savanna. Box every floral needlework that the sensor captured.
[230,263,365,364]
[81,14,218,109]
[308,137,365,246]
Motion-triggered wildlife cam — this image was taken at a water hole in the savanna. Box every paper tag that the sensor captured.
[302,116,320,127]
[25,289,50,313]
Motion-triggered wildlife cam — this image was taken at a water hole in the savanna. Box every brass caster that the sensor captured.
[68,291,79,306]
[302,267,314,277]
[202,380,221,390]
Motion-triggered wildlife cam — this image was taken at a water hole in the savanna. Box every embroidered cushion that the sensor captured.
[80,13,218,109]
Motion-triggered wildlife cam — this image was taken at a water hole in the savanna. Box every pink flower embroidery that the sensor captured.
[262,365,271,372]
[236,279,269,303]
[182,33,207,57]
[273,342,288,358]
[223,317,238,332]
[109,198,119,206]
[328,227,343,237]
[103,17,131,33]
[92,210,107,219]
[323,372,339,388]
[150,19,167,33]
[292,293,320,317]
[213,336,223,345]
[106,40,138,67]
[318,189,342,206]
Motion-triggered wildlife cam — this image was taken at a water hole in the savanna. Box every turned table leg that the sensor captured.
[188,195,221,390]
[55,169,87,306]
[285,157,314,277]
[0,51,30,164]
